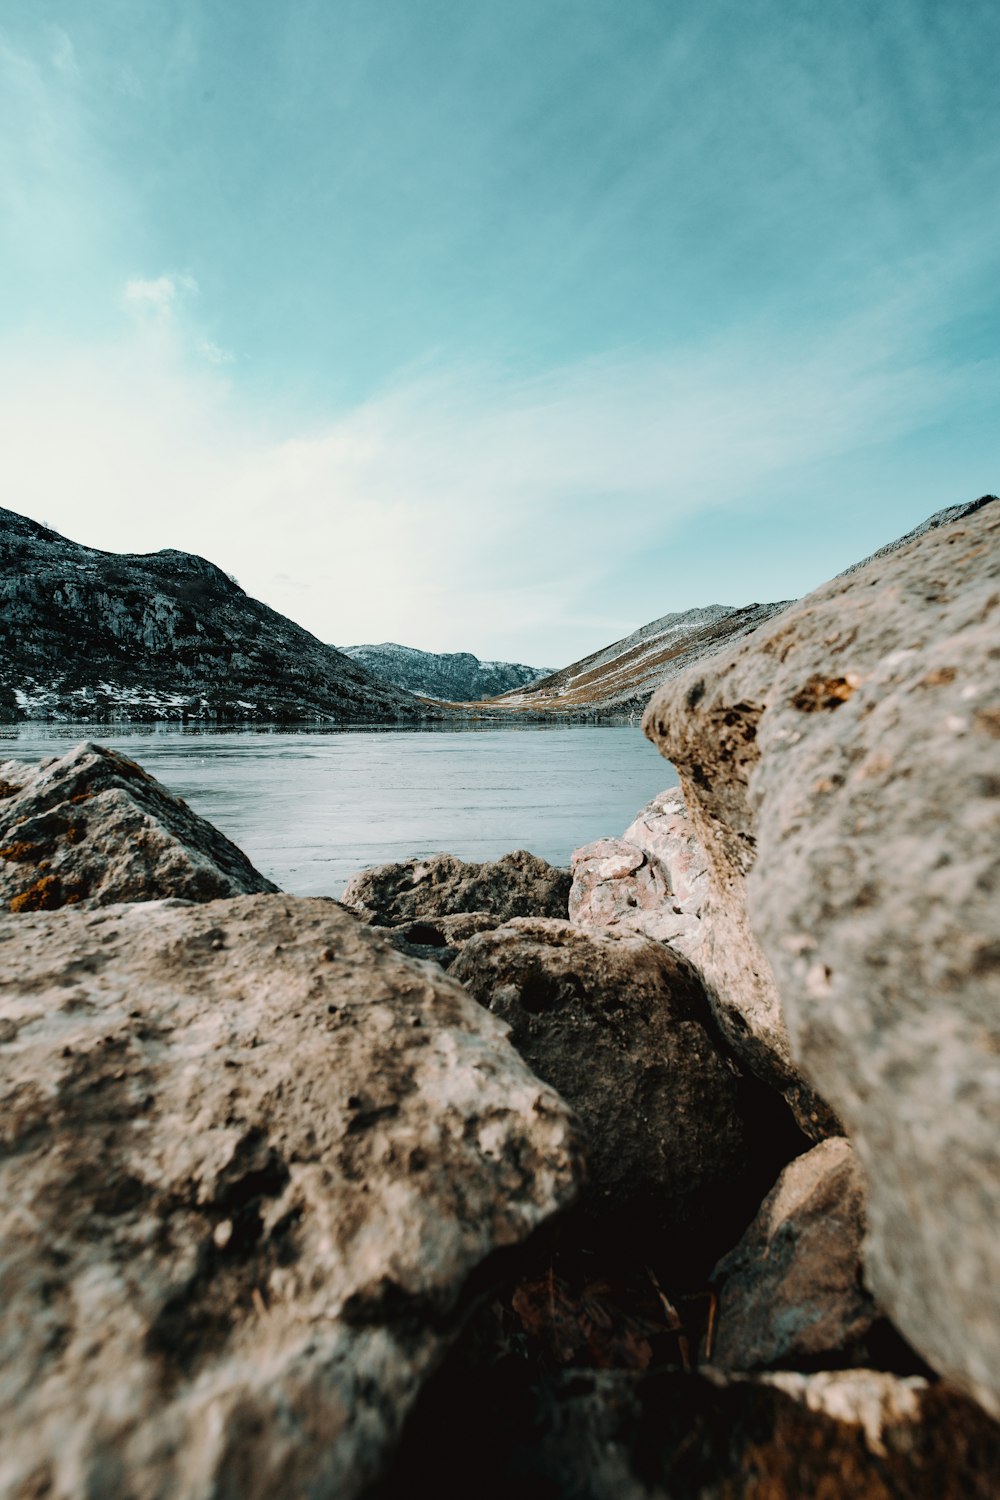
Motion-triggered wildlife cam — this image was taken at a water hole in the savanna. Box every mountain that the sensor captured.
[0,508,434,724]
[489,603,790,719]
[339,642,552,701]
[486,497,1000,720]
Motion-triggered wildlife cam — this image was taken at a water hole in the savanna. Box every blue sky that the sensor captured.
[2,0,997,664]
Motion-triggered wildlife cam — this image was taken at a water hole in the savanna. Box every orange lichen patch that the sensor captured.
[0,840,48,863]
[790,675,859,713]
[0,779,22,799]
[70,792,94,805]
[65,822,87,845]
[920,666,957,688]
[974,707,1000,739]
[10,875,64,912]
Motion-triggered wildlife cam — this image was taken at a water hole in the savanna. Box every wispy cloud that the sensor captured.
[1,251,994,663]
[122,272,199,323]
[1,8,997,663]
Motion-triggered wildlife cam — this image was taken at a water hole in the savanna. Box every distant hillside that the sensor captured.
[486,497,1000,721]
[0,508,434,724]
[837,495,998,577]
[340,642,551,702]
[490,603,790,719]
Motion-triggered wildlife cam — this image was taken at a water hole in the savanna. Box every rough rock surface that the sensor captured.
[644,495,1000,1413]
[449,918,750,1263]
[386,1362,1000,1499]
[0,504,433,723]
[0,896,582,1500]
[569,787,709,956]
[342,849,571,924]
[371,911,506,969]
[709,1137,876,1371]
[0,742,277,912]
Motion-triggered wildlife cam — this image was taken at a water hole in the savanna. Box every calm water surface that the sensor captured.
[0,725,677,897]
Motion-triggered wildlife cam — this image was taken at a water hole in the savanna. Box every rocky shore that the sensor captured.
[1,498,998,1497]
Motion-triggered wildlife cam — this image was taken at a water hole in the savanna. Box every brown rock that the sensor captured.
[370,911,506,969]
[0,741,276,911]
[0,896,582,1499]
[709,1137,876,1371]
[643,496,1000,1412]
[449,918,748,1265]
[387,1362,1000,1499]
[342,848,571,923]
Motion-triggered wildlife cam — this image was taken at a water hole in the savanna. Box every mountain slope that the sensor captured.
[0,508,433,724]
[487,497,1000,720]
[491,603,790,719]
[340,642,552,701]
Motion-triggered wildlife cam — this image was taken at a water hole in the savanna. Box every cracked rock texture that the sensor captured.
[708,1137,876,1371]
[0,896,582,1500]
[569,787,709,956]
[644,495,1000,1414]
[342,849,571,924]
[0,742,277,912]
[450,918,752,1268]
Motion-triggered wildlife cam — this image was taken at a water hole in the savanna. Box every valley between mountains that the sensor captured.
[2,498,993,726]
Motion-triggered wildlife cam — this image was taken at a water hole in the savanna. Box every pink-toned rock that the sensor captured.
[569,788,708,958]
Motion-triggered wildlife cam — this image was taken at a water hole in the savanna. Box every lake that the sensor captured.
[0,724,677,897]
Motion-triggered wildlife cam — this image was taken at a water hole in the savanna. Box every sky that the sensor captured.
[2,0,998,666]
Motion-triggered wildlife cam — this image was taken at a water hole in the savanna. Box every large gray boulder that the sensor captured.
[643,496,1000,1414]
[0,741,276,911]
[0,895,582,1499]
[449,918,748,1265]
[708,1137,876,1372]
[342,848,571,923]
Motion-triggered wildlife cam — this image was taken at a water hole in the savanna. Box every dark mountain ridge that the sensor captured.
[340,641,551,701]
[0,507,434,724]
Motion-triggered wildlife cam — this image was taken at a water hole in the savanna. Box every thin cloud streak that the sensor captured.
[1,265,992,664]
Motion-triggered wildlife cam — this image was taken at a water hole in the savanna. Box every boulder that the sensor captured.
[449,918,750,1267]
[708,1137,876,1371]
[0,741,277,911]
[0,895,582,1499]
[342,848,571,923]
[370,911,506,969]
[643,496,1000,1413]
[569,787,708,957]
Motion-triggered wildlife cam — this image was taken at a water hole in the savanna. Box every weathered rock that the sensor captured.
[0,741,277,912]
[644,496,1000,1413]
[569,787,708,956]
[709,1137,876,1371]
[385,1361,1000,1499]
[371,911,506,969]
[342,849,571,924]
[0,895,582,1499]
[449,918,750,1265]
